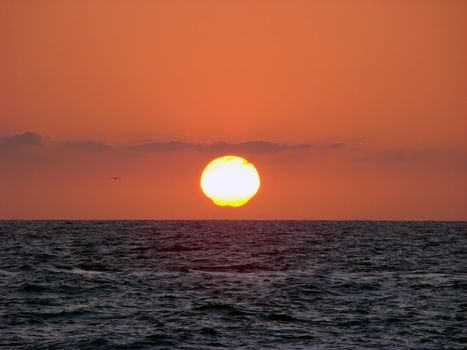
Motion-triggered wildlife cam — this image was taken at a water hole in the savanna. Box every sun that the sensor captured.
[200,156,260,207]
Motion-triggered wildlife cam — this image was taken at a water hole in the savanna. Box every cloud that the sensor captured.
[5,131,465,169]
[0,132,43,149]
[356,148,467,164]
[61,141,110,152]
[0,131,348,157]
[130,141,196,152]
[130,140,313,154]
[322,142,345,150]
[202,141,289,154]
[0,132,112,153]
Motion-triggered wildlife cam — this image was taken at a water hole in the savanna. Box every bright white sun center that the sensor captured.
[200,155,260,207]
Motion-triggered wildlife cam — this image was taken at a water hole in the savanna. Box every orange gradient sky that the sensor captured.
[1,0,466,219]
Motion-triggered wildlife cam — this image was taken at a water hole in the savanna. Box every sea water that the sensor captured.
[0,221,465,349]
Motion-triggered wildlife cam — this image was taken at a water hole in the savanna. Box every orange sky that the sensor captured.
[1,0,466,219]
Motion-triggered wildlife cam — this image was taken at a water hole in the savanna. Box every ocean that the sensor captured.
[0,221,465,349]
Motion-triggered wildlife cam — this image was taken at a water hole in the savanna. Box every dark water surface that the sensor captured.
[0,221,466,349]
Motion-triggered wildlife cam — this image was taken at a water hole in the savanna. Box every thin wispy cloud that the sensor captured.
[130,140,313,154]
[321,143,345,150]
[0,132,43,149]
[13,131,464,164]
[0,132,353,156]
[61,141,111,152]
[355,148,467,164]
[130,141,196,152]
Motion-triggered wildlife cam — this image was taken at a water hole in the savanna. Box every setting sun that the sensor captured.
[200,156,260,207]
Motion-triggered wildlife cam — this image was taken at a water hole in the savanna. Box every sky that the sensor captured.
[1,0,466,220]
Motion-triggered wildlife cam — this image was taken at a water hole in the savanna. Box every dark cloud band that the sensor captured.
[130,140,312,154]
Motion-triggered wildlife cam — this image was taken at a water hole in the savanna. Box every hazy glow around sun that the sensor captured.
[200,156,260,207]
